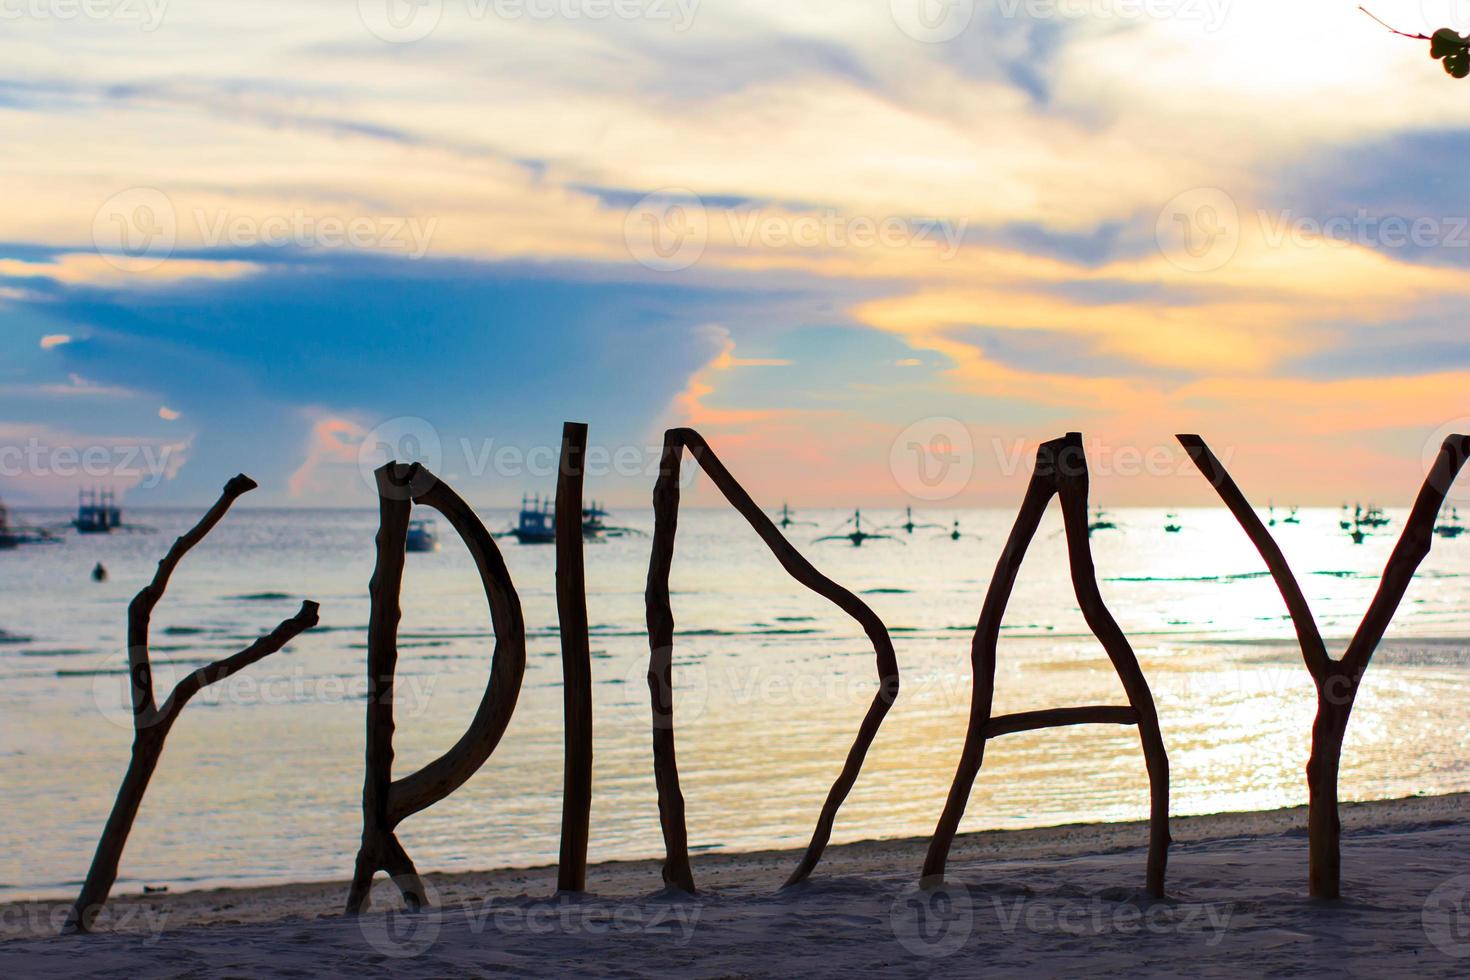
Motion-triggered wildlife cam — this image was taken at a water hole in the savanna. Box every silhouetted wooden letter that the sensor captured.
[556,422,594,892]
[645,428,900,892]
[346,462,527,914]
[1178,432,1470,898]
[65,475,319,933]
[924,433,1171,897]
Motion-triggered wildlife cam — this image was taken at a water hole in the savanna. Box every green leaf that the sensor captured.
[1431,28,1465,60]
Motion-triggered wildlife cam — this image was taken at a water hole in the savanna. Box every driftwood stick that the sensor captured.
[645,435,695,892]
[1341,435,1470,675]
[645,428,900,892]
[347,461,527,913]
[1054,435,1171,897]
[126,474,257,719]
[1176,436,1330,681]
[924,434,1170,897]
[923,458,1055,882]
[348,462,418,915]
[66,475,318,934]
[1177,432,1470,898]
[556,422,593,893]
[985,706,1139,739]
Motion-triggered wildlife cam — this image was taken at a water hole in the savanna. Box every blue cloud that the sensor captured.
[1271,129,1470,269]
[0,251,886,503]
[1280,311,1470,379]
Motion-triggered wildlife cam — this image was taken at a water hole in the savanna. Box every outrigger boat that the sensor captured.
[406,517,439,552]
[507,494,556,544]
[775,502,815,529]
[815,510,900,548]
[1436,506,1465,540]
[1087,506,1117,536]
[1361,505,1391,529]
[883,506,943,535]
[0,496,61,549]
[73,489,122,534]
[944,518,981,541]
[503,494,645,544]
[69,489,152,534]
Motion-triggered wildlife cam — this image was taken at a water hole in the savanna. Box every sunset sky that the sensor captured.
[3,1,1470,508]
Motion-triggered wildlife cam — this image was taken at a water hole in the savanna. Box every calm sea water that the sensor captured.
[2,502,1468,900]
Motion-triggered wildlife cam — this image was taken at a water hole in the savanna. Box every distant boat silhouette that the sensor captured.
[70,489,151,534]
[406,517,438,552]
[74,489,121,534]
[0,495,61,548]
[1087,506,1117,536]
[815,510,900,547]
[503,494,644,543]
[1436,506,1465,539]
[1282,507,1301,525]
[775,502,816,529]
[505,493,556,544]
[1164,513,1182,533]
[883,506,942,535]
[943,518,980,541]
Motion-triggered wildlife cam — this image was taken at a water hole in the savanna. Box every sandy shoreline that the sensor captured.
[4,792,1470,976]
[5,792,1468,939]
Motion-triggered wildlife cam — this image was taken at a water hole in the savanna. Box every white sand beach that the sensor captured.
[4,793,1470,977]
